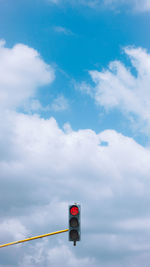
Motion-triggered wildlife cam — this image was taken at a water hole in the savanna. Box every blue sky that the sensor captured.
[1,1,150,266]
[1,0,150,142]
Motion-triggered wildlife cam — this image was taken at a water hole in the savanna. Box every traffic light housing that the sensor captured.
[69,204,80,246]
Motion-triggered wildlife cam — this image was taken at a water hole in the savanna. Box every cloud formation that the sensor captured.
[53,26,74,36]
[23,95,69,113]
[21,242,99,267]
[0,40,54,110]
[51,95,69,111]
[1,40,150,266]
[80,46,150,133]
[48,0,150,12]
[104,0,150,12]
[1,110,150,266]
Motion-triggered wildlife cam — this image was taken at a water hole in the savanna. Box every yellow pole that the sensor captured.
[0,229,69,248]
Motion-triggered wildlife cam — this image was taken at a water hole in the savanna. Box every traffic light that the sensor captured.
[69,204,81,246]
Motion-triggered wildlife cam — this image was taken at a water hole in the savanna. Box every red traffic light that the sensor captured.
[70,205,79,216]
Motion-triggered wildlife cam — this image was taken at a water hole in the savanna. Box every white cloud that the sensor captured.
[20,241,99,267]
[0,40,54,109]
[1,40,150,266]
[117,217,150,230]
[23,95,69,113]
[1,110,150,265]
[104,0,150,12]
[53,26,74,35]
[81,46,150,133]
[48,0,150,12]
[51,95,69,111]
[0,219,28,242]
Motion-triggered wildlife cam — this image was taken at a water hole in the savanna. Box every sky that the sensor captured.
[1,0,150,266]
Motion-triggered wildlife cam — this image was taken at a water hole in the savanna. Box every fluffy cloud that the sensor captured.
[51,95,69,111]
[80,46,150,133]
[23,95,69,113]
[1,110,150,266]
[1,40,150,266]
[21,242,99,267]
[0,219,28,243]
[0,40,54,109]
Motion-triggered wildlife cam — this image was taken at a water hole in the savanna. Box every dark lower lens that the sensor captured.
[70,230,79,241]
[70,218,79,228]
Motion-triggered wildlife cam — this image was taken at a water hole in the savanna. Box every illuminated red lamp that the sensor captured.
[70,205,79,216]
